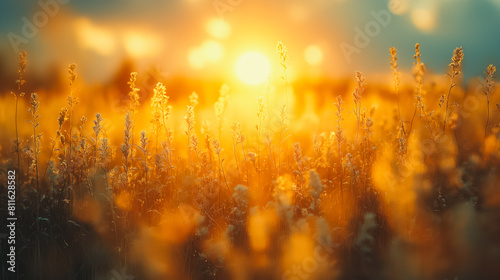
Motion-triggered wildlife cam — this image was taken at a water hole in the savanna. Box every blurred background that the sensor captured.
[0,0,499,89]
[1,2,500,279]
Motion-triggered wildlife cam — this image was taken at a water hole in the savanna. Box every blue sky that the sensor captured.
[0,0,499,82]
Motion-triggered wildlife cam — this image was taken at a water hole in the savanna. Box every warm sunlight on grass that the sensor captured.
[2,0,500,278]
[304,45,324,66]
[236,52,271,85]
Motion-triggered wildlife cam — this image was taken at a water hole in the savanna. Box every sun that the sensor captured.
[236,52,271,85]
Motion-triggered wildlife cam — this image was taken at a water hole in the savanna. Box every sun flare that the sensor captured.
[236,52,271,85]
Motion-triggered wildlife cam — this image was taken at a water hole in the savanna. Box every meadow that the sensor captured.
[1,43,500,280]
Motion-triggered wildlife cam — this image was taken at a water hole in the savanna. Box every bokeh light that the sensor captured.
[1,1,500,279]
[236,52,271,85]
[411,8,437,32]
[188,40,225,70]
[124,31,162,58]
[201,40,225,62]
[304,45,324,66]
[74,18,116,55]
[206,18,231,40]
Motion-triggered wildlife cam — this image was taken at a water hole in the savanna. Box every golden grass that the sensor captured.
[1,43,500,279]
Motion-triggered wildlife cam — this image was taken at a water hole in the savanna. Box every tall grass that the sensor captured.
[12,51,26,190]
[2,43,500,280]
[484,64,496,139]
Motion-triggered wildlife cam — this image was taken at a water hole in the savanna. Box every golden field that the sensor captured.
[1,43,500,280]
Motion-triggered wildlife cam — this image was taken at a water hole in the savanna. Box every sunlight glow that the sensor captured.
[304,45,324,66]
[206,18,231,40]
[202,40,225,62]
[188,48,206,70]
[75,18,116,55]
[236,52,271,85]
[188,40,225,70]
[124,32,162,58]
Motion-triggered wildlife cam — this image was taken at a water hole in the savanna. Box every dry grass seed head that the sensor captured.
[449,46,464,75]
[309,170,323,200]
[293,142,303,168]
[215,85,230,121]
[389,47,398,70]
[128,72,140,113]
[185,105,196,134]
[413,43,426,84]
[140,131,148,150]
[276,41,288,70]
[58,107,69,129]
[93,113,103,137]
[389,47,401,92]
[151,82,169,111]
[365,117,374,128]
[231,121,244,144]
[15,51,27,94]
[28,92,40,116]
[484,64,496,97]
[190,133,199,152]
[68,63,77,86]
[212,138,222,155]
[353,71,365,105]
[190,92,199,107]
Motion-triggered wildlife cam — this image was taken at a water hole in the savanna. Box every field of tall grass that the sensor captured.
[1,43,500,280]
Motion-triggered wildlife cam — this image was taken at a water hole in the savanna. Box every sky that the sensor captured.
[0,0,499,83]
